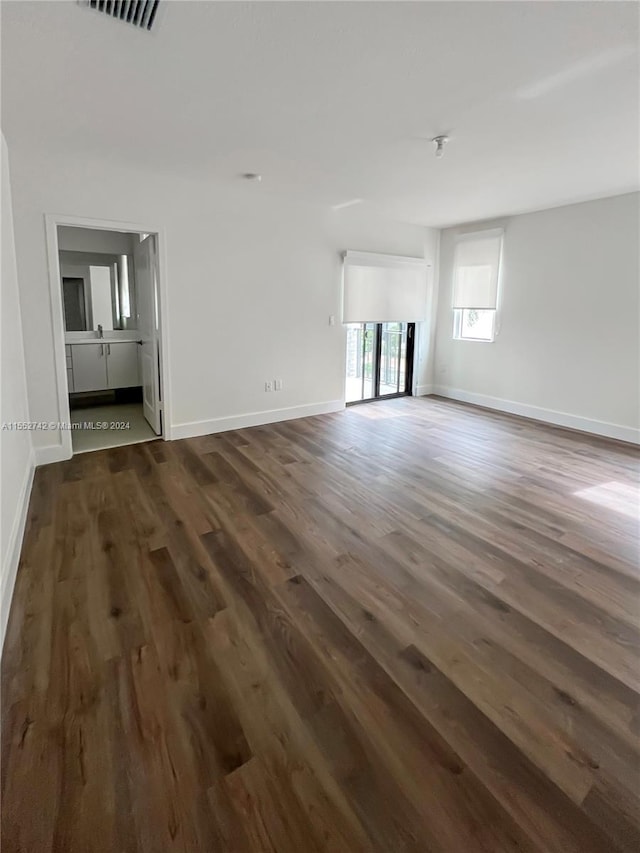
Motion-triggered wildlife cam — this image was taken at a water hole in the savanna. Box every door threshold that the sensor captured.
[72,435,159,455]
[346,393,411,407]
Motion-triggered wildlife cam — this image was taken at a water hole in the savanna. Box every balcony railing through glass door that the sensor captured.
[379,322,408,396]
[345,321,414,404]
[345,323,376,402]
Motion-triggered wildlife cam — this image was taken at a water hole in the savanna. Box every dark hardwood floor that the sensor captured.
[2,396,639,852]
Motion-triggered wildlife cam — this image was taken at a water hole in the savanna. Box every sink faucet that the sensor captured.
[97,324,103,338]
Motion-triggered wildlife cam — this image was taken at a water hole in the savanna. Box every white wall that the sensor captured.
[1,133,34,645]
[8,145,434,457]
[433,192,640,442]
[58,225,136,254]
[88,265,114,331]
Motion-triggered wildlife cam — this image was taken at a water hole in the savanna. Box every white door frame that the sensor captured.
[44,213,172,460]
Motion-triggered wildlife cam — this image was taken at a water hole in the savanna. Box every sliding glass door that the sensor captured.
[345,323,375,403]
[345,322,414,404]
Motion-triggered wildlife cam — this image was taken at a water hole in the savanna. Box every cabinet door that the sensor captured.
[71,344,108,392]
[106,342,140,389]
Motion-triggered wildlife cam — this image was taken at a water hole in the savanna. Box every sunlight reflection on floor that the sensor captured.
[348,402,413,420]
[574,480,640,520]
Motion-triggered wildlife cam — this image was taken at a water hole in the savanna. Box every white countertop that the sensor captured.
[66,337,141,345]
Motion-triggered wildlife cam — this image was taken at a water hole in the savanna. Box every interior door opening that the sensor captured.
[345,322,415,405]
[57,224,164,454]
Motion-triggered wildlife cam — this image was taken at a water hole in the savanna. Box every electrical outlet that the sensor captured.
[265,381,273,392]
[274,379,283,391]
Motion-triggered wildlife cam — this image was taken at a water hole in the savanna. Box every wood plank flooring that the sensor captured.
[2,396,639,852]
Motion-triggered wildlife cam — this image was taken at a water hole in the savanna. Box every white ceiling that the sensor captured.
[2,0,638,227]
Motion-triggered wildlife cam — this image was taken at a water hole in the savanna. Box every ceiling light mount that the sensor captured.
[432,135,450,159]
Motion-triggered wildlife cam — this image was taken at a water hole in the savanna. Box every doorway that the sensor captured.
[345,322,415,404]
[46,216,168,458]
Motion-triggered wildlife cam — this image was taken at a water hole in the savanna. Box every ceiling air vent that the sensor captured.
[85,1,161,32]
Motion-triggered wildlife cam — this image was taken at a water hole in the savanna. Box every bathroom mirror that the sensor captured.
[60,251,137,332]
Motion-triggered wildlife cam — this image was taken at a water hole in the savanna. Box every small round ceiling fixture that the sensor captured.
[242,172,262,182]
[432,136,449,159]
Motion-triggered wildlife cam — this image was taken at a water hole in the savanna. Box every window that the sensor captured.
[451,228,503,342]
[453,308,495,341]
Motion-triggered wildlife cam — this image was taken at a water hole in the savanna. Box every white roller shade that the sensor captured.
[342,251,428,323]
[452,228,503,310]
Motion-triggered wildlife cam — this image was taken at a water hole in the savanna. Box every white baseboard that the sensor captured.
[1,449,35,650]
[432,385,639,444]
[34,442,70,466]
[416,384,434,397]
[171,399,345,441]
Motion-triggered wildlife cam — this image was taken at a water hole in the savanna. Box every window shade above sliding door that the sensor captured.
[342,251,428,323]
[452,229,503,310]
